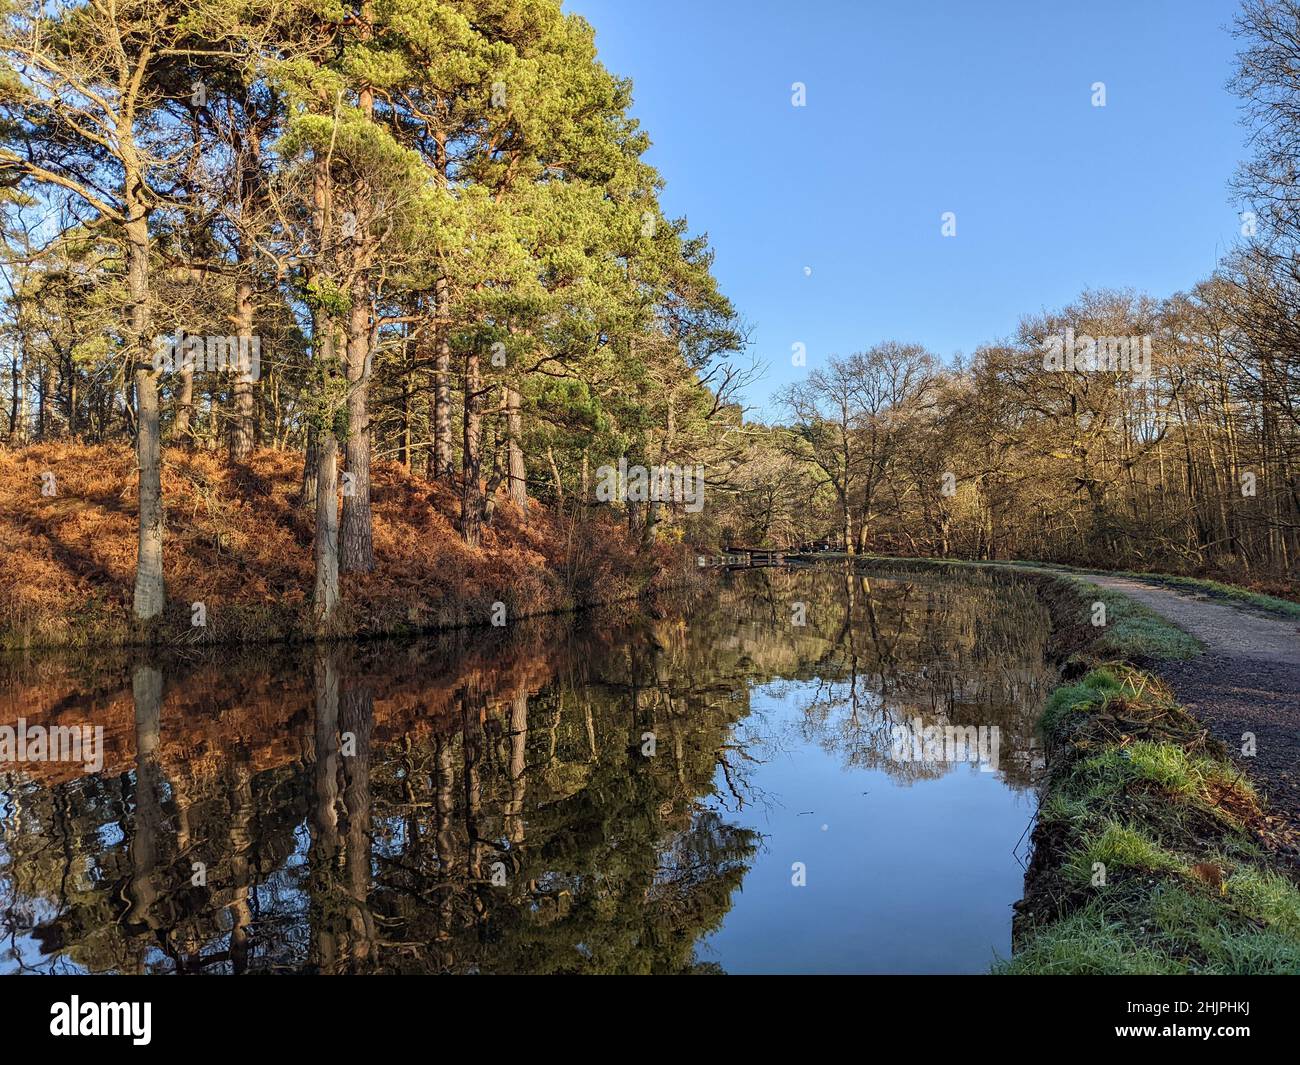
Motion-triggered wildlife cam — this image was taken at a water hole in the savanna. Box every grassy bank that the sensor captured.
[994,568,1300,973]
[0,443,690,649]
[1000,664,1300,974]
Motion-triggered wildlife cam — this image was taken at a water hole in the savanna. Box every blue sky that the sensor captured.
[564,0,1249,416]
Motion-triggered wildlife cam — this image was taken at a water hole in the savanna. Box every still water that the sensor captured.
[0,566,1056,974]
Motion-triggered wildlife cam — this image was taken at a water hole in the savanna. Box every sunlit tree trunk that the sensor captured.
[460,349,483,546]
[126,203,165,622]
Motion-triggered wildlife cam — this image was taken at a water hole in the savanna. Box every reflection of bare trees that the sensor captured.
[712,567,1054,789]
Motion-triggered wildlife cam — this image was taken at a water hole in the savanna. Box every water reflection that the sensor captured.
[0,566,1056,974]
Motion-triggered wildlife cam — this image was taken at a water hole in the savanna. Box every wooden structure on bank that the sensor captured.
[703,546,787,568]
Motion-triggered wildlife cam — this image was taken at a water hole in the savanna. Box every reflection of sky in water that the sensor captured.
[696,679,1035,974]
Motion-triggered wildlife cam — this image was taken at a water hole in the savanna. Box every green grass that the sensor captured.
[1001,664,1300,975]
[1038,668,1124,739]
[1066,579,1202,660]
[998,882,1300,975]
[1062,821,1187,886]
[995,904,1184,975]
[1071,742,1254,808]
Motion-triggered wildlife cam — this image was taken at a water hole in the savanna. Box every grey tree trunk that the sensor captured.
[126,209,165,622]
[173,366,194,440]
[230,278,256,460]
[313,429,340,629]
[506,385,528,511]
[460,351,483,546]
[340,276,373,572]
[430,275,454,479]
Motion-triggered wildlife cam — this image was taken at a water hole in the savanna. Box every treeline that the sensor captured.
[729,276,1298,580]
[0,0,746,629]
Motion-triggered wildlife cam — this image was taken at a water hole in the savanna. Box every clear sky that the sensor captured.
[563,0,1249,417]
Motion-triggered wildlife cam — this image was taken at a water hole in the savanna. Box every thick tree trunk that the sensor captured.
[340,276,373,572]
[230,115,262,462]
[506,384,528,512]
[430,275,453,479]
[313,429,340,628]
[230,278,256,460]
[126,210,165,621]
[340,84,376,573]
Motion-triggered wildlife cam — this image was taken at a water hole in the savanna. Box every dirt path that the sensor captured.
[1082,573,1300,855]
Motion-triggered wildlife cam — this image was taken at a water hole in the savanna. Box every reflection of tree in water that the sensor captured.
[0,565,1053,973]
[0,619,763,973]
[703,565,1056,789]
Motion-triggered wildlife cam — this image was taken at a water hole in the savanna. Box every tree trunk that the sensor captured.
[313,429,340,628]
[397,323,412,470]
[173,364,193,441]
[301,426,319,509]
[340,275,373,572]
[460,350,483,546]
[126,209,165,622]
[11,347,24,442]
[430,275,453,479]
[506,384,528,512]
[230,277,256,460]
[340,86,376,573]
